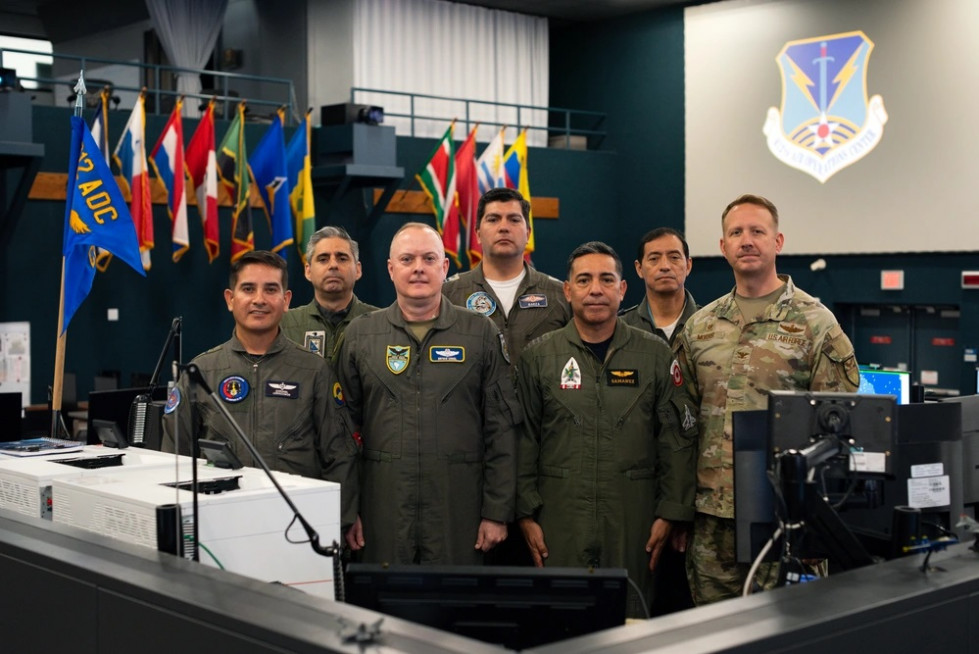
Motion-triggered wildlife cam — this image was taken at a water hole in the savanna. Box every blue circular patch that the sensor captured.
[219,375,250,403]
[466,291,497,316]
[164,387,181,414]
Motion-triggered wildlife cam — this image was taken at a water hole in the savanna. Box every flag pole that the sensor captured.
[51,70,87,439]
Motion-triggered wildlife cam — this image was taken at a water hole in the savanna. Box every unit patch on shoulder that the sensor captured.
[606,369,638,386]
[670,359,683,387]
[220,375,250,402]
[466,291,497,316]
[430,346,465,363]
[265,381,299,399]
[386,345,411,374]
[518,294,548,309]
[164,387,181,414]
[332,382,345,407]
[560,357,582,390]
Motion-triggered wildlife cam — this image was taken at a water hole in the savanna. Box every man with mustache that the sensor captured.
[674,194,860,605]
[162,251,352,486]
[281,226,379,367]
[620,226,698,614]
[621,227,697,348]
[516,241,698,618]
[337,222,521,565]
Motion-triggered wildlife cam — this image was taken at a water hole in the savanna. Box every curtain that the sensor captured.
[353,0,549,146]
[145,0,229,117]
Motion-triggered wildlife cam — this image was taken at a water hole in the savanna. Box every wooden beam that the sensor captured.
[372,188,558,219]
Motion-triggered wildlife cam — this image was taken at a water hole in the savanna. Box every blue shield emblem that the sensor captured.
[763,31,887,183]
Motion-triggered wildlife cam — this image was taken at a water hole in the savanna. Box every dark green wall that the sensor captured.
[5,4,979,404]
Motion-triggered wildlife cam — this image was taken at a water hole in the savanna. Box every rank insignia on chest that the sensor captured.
[220,375,250,402]
[560,356,582,390]
[265,381,299,399]
[430,346,465,362]
[607,369,638,386]
[386,345,411,374]
[518,293,548,309]
[466,291,497,316]
[304,330,326,357]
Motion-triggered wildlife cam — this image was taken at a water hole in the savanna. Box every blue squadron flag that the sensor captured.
[62,115,146,333]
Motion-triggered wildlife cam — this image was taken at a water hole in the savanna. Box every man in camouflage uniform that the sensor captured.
[674,194,860,605]
[281,226,379,366]
[621,227,698,349]
[443,187,570,368]
[517,241,698,617]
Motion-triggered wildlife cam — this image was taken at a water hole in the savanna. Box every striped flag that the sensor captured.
[112,91,154,270]
[185,100,219,262]
[416,121,461,266]
[455,126,480,269]
[217,102,253,262]
[476,126,506,195]
[503,128,533,259]
[149,97,190,262]
[287,109,315,265]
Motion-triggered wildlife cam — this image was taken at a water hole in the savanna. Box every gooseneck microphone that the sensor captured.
[180,362,345,600]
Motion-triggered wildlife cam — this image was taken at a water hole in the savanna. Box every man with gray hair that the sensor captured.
[281,225,379,365]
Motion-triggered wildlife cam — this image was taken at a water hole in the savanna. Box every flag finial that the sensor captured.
[72,70,87,117]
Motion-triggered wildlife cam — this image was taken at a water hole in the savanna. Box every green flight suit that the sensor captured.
[280,294,379,365]
[337,298,522,565]
[443,262,571,367]
[516,321,698,615]
[619,289,699,347]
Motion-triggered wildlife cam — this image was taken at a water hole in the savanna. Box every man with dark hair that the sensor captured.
[516,240,698,617]
[443,188,570,367]
[675,193,859,605]
[162,250,352,487]
[281,226,379,365]
[621,227,697,348]
[338,222,521,565]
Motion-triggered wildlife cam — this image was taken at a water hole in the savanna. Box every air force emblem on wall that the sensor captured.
[763,31,887,183]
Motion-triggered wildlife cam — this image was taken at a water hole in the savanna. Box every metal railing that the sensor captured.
[0,46,296,124]
[351,87,607,150]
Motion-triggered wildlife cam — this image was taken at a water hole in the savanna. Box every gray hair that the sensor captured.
[306,225,360,262]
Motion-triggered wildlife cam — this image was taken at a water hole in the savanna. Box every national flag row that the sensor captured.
[416,123,533,269]
[88,87,317,271]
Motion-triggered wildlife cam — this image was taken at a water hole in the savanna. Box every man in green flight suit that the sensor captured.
[281,226,379,366]
[338,222,521,565]
[516,241,698,618]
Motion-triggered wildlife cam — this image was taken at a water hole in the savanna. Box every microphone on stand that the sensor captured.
[179,362,345,601]
[129,317,182,448]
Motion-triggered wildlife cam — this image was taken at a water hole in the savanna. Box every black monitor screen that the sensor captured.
[345,564,628,650]
[87,387,168,446]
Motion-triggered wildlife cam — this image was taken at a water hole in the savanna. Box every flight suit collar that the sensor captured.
[558,318,634,358]
[227,329,291,356]
[384,295,460,332]
[468,261,542,296]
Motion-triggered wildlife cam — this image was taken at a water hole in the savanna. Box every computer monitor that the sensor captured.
[86,387,168,448]
[345,564,628,650]
[858,367,911,405]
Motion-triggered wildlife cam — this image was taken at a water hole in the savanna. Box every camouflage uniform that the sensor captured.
[619,289,698,348]
[673,275,859,604]
[280,295,379,366]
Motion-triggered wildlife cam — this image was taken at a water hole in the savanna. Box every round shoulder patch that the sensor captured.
[466,291,497,316]
[164,387,181,414]
[219,375,250,402]
[332,381,345,407]
[670,359,683,387]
